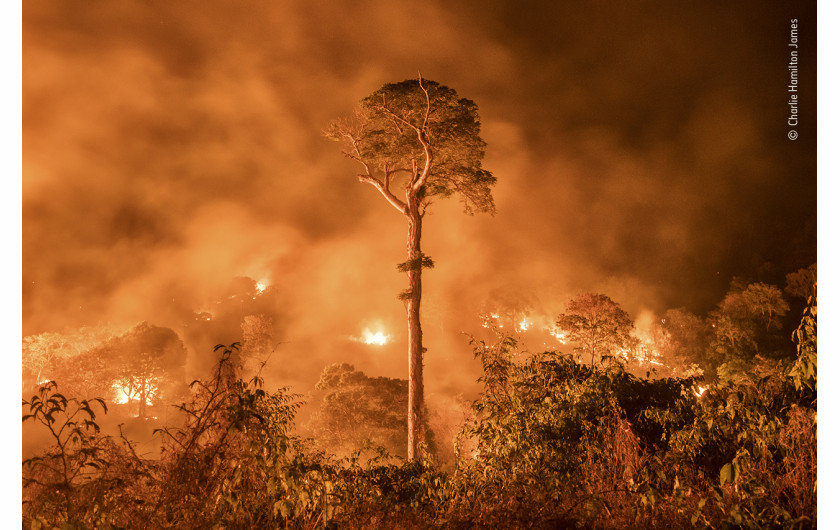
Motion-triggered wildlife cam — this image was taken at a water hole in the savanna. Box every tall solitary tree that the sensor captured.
[327,77,495,459]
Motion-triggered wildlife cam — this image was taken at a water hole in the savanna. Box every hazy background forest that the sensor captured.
[20,0,823,527]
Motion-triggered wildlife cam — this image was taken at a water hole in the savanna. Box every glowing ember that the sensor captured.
[549,327,567,344]
[482,313,502,329]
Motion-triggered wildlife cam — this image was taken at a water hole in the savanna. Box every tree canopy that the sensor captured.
[556,293,633,366]
[708,282,790,365]
[326,78,496,215]
[307,363,434,458]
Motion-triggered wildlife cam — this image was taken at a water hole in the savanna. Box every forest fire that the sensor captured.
[112,382,156,406]
[20,1,817,525]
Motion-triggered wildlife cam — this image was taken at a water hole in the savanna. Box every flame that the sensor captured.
[194,311,213,321]
[361,328,389,346]
[485,313,505,328]
[112,382,156,405]
[694,386,707,398]
[112,383,134,404]
[548,327,567,344]
[482,313,501,329]
[256,281,268,294]
[517,318,532,332]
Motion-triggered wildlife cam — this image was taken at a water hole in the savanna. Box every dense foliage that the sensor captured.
[23,292,816,528]
[306,363,435,459]
[326,78,496,215]
[22,274,817,527]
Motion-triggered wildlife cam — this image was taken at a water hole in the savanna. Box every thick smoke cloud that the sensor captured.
[23,1,816,393]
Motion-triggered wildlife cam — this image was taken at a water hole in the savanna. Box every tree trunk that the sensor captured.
[139,380,147,418]
[405,204,425,460]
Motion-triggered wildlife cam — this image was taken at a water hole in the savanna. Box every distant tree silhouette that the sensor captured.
[785,263,817,301]
[556,293,633,366]
[307,363,434,458]
[708,281,790,364]
[22,325,119,388]
[658,308,709,374]
[240,314,274,377]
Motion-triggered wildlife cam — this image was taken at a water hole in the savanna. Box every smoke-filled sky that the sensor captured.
[23,1,816,391]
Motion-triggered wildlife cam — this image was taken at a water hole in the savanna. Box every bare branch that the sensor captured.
[413,129,433,192]
[336,121,409,214]
[359,174,408,215]
[418,74,431,130]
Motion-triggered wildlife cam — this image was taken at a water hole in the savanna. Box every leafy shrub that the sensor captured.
[448,328,816,528]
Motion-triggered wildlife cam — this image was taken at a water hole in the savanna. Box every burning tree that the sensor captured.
[95,322,188,417]
[327,77,495,459]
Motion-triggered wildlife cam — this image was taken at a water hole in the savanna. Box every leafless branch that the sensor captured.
[359,174,408,215]
[418,74,431,130]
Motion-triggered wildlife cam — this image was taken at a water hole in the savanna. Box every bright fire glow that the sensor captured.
[549,327,567,344]
[616,342,665,368]
[361,329,389,346]
[256,281,268,294]
[113,384,130,404]
[482,313,504,329]
[112,382,155,405]
[517,318,532,332]
[694,386,707,398]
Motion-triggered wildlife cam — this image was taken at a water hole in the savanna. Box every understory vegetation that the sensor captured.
[23,294,816,529]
